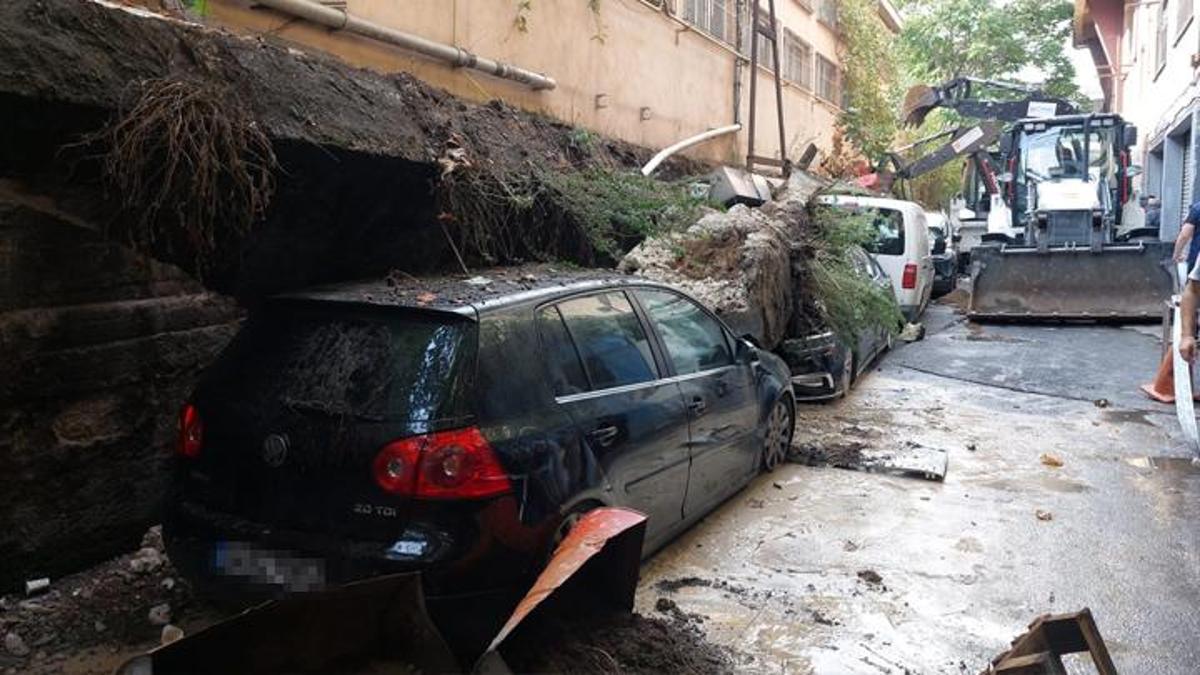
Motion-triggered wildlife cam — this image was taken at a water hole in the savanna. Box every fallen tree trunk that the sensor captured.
[621,172,826,349]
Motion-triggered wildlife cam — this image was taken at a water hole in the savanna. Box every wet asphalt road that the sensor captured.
[637,304,1200,674]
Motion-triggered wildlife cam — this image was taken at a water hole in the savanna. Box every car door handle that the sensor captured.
[688,397,707,415]
[587,425,619,447]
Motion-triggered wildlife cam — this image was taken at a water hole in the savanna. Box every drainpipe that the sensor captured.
[641,124,743,176]
[254,0,557,90]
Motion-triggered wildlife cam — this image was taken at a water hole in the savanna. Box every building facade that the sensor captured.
[1075,0,1200,238]
[165,0,900,167]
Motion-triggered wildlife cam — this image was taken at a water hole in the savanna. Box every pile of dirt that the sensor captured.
[500,609,733,675]
[937,286,970,312]
[0,527,223,675]
[0,0,707,302]
[789,440,870,467]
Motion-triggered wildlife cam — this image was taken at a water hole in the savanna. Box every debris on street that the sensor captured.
[1035,509,1054,522]
[1040,453,1064,468]
[791,438,949,481]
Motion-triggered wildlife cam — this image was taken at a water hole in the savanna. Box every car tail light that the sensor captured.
[373,427,511,500]
[177,403,204,459]
[902,262,918,289]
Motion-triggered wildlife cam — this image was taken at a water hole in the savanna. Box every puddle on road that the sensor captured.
[1100,409,1157,426]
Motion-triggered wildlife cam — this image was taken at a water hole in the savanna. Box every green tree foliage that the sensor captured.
[838,0,901,160]
[805,204,903,341]
[897,0,1082,101]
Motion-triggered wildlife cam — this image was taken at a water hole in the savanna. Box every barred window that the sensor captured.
[683,0,735,45]
[816,54,839,103]
[782,29,812,89]
[1157,1,1169,74]
[740,7,777,68]
[817,0,838,29]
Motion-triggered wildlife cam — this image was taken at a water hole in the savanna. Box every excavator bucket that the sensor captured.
[902,84,941,127]
[969,242,1174,322]
[113,508,647,675]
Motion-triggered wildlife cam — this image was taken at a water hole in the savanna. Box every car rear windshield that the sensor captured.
[864,208,905,256]
[201,303,476,423]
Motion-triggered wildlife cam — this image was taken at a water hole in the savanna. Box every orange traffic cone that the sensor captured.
[1140,345,1199,403]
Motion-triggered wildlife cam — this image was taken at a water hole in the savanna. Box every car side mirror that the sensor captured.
[736,336,761,364]
[1124,125,1138,148]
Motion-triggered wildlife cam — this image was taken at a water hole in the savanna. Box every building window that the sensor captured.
[1157,0,1170,75]
[817,0,838,29]
[1178,0,1194,41]
[739,7,778,68]
[816,54,839,103]
[683,0,734,45]
[782,29,812,88]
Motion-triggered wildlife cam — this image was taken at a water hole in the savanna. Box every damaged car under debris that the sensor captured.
[163,270,795,652]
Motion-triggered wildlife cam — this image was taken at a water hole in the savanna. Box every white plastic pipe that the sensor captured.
[641,124,742,176]
[255,0,557,90]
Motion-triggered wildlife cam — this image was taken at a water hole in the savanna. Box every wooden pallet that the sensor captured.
[985,608,1117,675]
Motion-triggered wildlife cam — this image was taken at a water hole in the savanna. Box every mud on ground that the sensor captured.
[500,609,733,675]
[0,527,223,675]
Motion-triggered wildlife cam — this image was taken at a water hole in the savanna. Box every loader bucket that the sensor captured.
[902,84,940,127]
[968,242,1173,322]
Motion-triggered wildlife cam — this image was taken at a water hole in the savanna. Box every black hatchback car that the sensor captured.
[165,269,793,620]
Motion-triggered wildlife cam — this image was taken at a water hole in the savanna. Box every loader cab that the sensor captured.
[1002,115,1139,246]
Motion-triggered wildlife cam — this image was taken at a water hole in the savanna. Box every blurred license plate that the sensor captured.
[213,541,326,592]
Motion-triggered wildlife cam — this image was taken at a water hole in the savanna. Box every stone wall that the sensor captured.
[0,198,240,591]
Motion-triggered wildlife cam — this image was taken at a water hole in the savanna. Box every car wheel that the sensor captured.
[762,395,794,472]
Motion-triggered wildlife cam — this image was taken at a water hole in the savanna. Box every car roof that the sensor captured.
[273,264,672,317]
[817,194,924,216]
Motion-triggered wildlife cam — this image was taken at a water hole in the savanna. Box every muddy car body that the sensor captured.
[164,270,793,642]
[777,248,896,400]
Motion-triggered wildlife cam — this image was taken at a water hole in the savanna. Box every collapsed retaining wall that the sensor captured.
[0,0,703,588]
[0,197,240,590]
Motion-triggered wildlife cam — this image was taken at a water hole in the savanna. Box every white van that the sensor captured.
[817,195,934,321]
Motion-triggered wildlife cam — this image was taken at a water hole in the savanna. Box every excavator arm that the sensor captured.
[902,77,1078,128]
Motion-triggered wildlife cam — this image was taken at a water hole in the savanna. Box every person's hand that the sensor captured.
[1175,251,1187,263]
[1181,335,1197,363]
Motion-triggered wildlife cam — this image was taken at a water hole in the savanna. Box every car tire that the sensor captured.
[838,349,854,398]
[762,395,794,472]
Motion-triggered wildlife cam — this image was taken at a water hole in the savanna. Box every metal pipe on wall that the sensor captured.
[254,0,557,90]
[641,124,742,176]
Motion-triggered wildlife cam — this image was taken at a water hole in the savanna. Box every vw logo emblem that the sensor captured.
[262,433,289,468]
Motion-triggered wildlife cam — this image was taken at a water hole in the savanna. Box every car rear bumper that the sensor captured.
[163,498,536,604]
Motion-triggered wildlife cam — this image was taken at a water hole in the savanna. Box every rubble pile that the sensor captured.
[0,527,220,675]
[621,172,826,348]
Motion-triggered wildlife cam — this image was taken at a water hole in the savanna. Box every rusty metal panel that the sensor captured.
[483,507,647,655]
